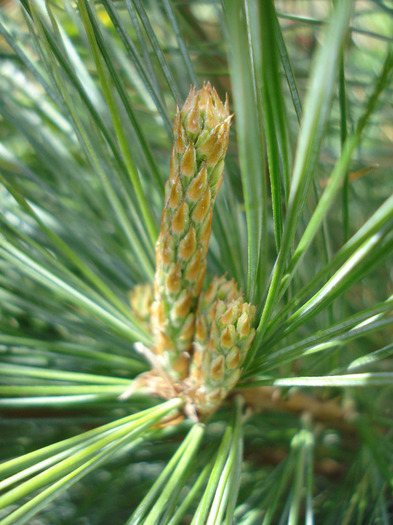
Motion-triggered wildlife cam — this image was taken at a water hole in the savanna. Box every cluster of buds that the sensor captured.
[126,83,256,419]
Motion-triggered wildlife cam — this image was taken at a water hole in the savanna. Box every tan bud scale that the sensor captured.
[129,284,153,324]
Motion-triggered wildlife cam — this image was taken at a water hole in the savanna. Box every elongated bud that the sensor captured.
[188,275,256,416]
[124,85,255,423]
[152,83,232,381]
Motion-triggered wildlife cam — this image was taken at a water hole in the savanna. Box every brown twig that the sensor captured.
[236,386,358,433]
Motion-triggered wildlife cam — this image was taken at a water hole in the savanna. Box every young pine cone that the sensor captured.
[151,83,232,382]
[187,276,256,417]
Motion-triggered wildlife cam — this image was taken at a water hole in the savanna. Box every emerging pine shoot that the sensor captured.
[187,276,256,415]
[126,83,255,419]
[152,82,232,381]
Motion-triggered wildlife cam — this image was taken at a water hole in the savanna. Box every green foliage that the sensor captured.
[1,0,393,523]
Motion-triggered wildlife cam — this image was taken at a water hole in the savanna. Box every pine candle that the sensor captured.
[126,83,255,419]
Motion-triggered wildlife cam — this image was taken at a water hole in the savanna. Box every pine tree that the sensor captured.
[1,1,393,523]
